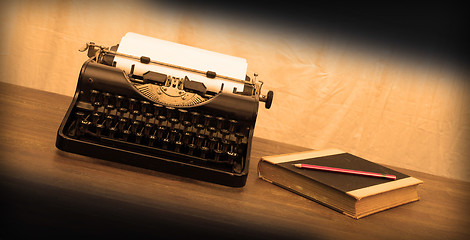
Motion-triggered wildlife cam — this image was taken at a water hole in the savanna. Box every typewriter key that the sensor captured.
[73,112,85,135]
[92,112,101,125]
[195,124,205,135]
[182,120,192,132]
[213,149,223,161]
[200,146,209,159]
[165,106,176,120]
[153,103,164,117]
[174,140,183,153]
[143,123,153,137]
[178,109,188,122]
[135,132,143,144]
[128,98,138,111]
[190,112,200,125]
[78,120,91,137]
[122,129,131,141]
[235,132,244,145]
[156,115,166,126]
[228,119,238,132]
[102,92,112,106]
[131,120,140,134]
[148,134,156,147]
[140,101,151,113]
[220,129,230,141]
[90,90,100,103]
[96,124,104,137]
[92,101,102,112]
[118,118,128,131]
[203,114,213,126]
[169,118,179,129]
[215,116,225,130]
[144,112,153,123]
[104,115,114,128]
[115,95,125,108]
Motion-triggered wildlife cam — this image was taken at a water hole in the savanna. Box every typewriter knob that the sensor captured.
[259,90,274,109]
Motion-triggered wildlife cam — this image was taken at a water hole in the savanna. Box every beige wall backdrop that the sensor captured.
[1,0,469,181]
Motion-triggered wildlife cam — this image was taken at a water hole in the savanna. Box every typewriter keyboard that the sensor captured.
[65,89,250,173]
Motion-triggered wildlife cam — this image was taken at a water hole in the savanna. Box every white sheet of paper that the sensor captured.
[114,32,247,93]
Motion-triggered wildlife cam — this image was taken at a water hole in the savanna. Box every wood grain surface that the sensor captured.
[0,82,469,239]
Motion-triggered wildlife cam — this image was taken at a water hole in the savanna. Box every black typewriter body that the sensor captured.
[56,44,273,187]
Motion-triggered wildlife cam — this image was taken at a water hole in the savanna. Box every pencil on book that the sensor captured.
[293,163,396,180]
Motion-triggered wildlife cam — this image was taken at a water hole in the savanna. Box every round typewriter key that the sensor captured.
[92,101,102,110]
[187,143,197,155]
[117,107,127,118]
[228,119,238,132]
[140,101,150,113]
[213,149,223,161]
[195,124,205,135]
[149,134,157,146]
[153,103,164,116]
[131,120,140,133]
[215,116,226,130]
[90,90,100,103]
[235,132,245,145]
[207,127,217,138]
[156,126,166,139]
[169,118,179,129]
[177,109,188,122]
[96,124,104,137]
[92,112,101,125]
[227,151,238,164]
[105,104,115,115]
[118,118,128,131]
[208,137,218,150]
[131,110,140,121]
[174,140,183,152]
[122,129,131,141]
[135,132,143,144]
[102,92,112,106]
[144,112,154,123]
[182,132,193,145]
[128,98,138,111]
[108,126,117,138]
[182,120,192,132]
[195,134,206,148]
[143,123,153,136]
[77,120,91,137]
[169,129,179,142]
[221,139,231,153]
[190,112,200,125]
[200,146,209,159]
[203,114,213,126]
[115,95,125,108]
[156,115,166,126]
[220,129,230,140]
[165,106,176,119]
[104,115,114,128]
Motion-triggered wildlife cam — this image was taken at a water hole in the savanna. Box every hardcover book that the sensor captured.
[257,149,423,219]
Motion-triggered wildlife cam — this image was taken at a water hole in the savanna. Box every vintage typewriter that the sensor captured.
[56,33,273,187]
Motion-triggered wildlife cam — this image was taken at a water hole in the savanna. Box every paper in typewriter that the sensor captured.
[114,32,248,93]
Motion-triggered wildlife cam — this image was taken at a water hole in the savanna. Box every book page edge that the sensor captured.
[346,177,423,200]
[260,148,345,164]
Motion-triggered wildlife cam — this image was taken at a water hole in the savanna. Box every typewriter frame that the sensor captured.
[56,56,262,187]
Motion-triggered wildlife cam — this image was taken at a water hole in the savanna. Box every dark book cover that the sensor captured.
[258,149,423,218]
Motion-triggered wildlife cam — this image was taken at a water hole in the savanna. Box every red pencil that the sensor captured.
[293,163,396,180]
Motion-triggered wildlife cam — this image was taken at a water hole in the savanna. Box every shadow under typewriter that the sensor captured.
[56,33,273,187]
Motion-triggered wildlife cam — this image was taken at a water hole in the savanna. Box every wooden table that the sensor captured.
[1,82,469,239]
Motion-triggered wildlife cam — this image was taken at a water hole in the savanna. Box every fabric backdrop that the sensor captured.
[1,0,468,181]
